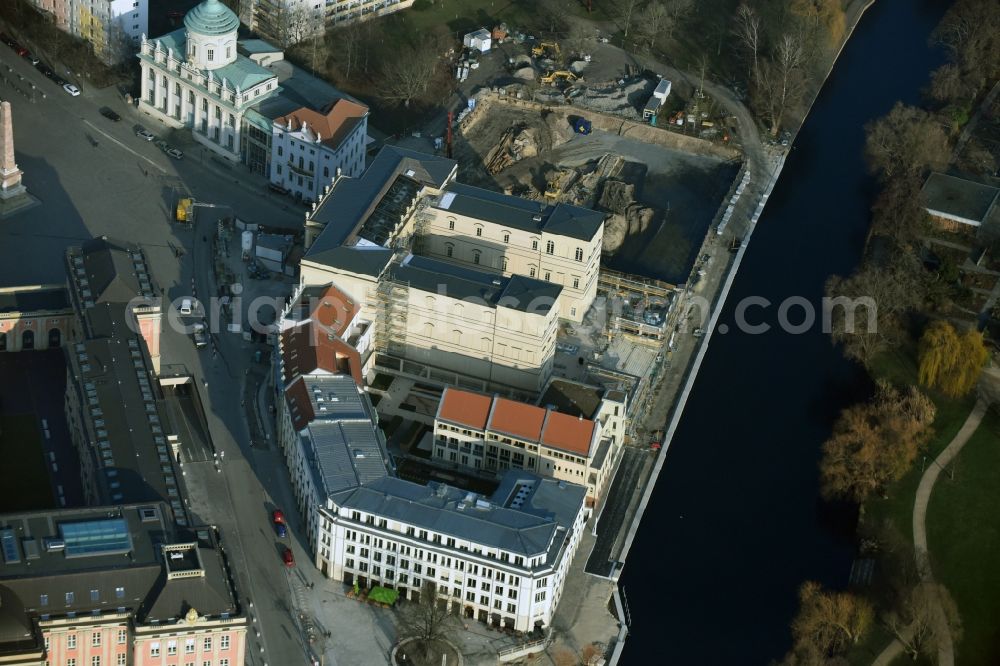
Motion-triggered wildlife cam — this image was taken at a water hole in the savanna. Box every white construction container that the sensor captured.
[463,28,492,53]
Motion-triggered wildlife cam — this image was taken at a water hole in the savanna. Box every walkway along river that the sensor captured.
[618,0,951,663]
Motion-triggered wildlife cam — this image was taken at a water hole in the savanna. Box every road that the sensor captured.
[0,46,313,666]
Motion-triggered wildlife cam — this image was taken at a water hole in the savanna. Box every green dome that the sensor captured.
[184,0,240,36]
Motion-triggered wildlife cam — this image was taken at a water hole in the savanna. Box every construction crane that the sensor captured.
[540,70,577,85]
[531,41,561,58]
[175,197,228,223]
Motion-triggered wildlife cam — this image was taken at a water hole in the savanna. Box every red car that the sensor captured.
[15,46,28,57]
[282,547,294,567]
[272,509,285,524]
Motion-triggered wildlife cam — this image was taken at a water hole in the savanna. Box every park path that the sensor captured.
[872,398,988,666]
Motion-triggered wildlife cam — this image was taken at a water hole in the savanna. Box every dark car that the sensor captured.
[0,34,14,48]
[275,523,287,538]
[37,64,54,78]
[99,107,121,122]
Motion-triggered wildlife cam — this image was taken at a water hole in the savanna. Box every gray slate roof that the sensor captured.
[438,183,605,242]
[390,255,562,315]
[296,374,391,498]
[329,472,585,558]
[305,146,456,255]
[303,245,393,278]
[0,287,70,314]
[922,172,1000,224]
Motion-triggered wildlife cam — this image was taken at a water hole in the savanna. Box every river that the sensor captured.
[618,1,950,663]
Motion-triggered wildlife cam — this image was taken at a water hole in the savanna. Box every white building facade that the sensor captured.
[271,101,369,203]
[315,473,588,632]
[137,0,279,161]
[32,0,148,64]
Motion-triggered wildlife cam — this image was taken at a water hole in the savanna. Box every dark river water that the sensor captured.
[618,1,950,663]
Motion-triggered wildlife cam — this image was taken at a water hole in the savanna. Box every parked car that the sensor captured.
[99,107,121,121]
[62,83,80,97]
[272,509,285,525]
[281,547,294,567]
[0,34,15,48]
[192,322,208,348]
[135,128,155,141]
[15,46,28,57]
[37,64,54,78]
[155,140,169,151]
[275,522,287,538]
[166,148,183,160]
[25,54,39,66]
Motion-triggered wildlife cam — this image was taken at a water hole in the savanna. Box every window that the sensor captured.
[531,239,538,250]
[220,660,230,666]
[67,660,76,666]
[118,630,127,644]
[575,247,584,261]
[546,240,555,255]
[203,637,212,651]
[221,635,230,649]
[186,639,195,653]
[66,592,75,604]
[544,272,551,281]
[475,226,483,237]
[572,277,580,289]
[445,243,454,258]
[535,591,546,602]
[92,657,101,666]
[472,250,481,265]
[167,640,177,655]
[39,594,48,606]
[207,48,214,61]
[67,634,77,649]
[117,655,126,666]
[90,589,100,602]
[92,632,101,647]
[226,46,231,58]
[150,642,160,657]
[501,257,508,271]
[115,587,124,599]
[448,219,455,230]
[503,232,510,243]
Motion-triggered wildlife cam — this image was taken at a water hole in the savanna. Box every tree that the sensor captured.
[825,253,925,367]
[398,581,450,646]
[635,0,693,50]
[618,0,642,39]
[933,0,1000,97]
[820,382,936,502]
[786,582,874,660]
[753,33,806,136]
[267,4,313,48]
[918,321,989,397]
[868,174,930,250]
[733,3,761,84]
[864,103,950,181]
[927,63,975,105]
[790,0,846,48]
[376,42,440,108]
[885,583,963,661]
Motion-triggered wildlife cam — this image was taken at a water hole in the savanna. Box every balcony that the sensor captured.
[288,160,314,177]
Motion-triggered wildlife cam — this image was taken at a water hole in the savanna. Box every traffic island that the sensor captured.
[392,637,463,666]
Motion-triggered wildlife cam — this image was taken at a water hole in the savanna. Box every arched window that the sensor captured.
[48,328,61,348]
[502,232,510,243]
[21,329,34,350]
[475,225,483,237]
[448,218,456,230]
[452,330,462,344]
[472,250,481,265]
[545,240,555,255]
[501,257,508,271]
[445,243,454,258]
[575,247,584,261]
[422,322,434,337]
[424,296,436,309]
[480,337,491,352]
[529,265,537,278]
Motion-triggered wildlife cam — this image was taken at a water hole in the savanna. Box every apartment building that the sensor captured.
[31,0,148,64]
[62,239,186,520]
[0,504,246,666]
[433,387,621,504]
[138,0,279,162]
[415,183,605,322]
[315,471,587,632]
[247,0,414,46]
[277,372,392,555]
[271,99,368,203]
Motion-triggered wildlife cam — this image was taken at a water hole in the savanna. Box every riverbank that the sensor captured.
[608,0,955,662]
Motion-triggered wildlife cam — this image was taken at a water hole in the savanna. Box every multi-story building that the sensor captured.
[433,386,621,504]
[30,0,147,64]
[415,183,605,322]
[0,503,247,666]
[277,372,393,556]
[138,0,280,162]
[62,239,186,519]
[0,286,73,353]
[246,0,415,46]
[270,99,368,203]
[316,471,587,632]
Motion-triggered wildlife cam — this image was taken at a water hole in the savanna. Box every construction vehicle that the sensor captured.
[175,197,194,222]
[573,118,593,135]
[540,70,577,85]
[531,41,561,58]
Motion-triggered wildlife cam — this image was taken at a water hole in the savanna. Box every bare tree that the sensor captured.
[885,583,963,661]
[377,43,440,108]
[635,2,670,52]
[753,33,806,136]
[618,0,642,39]
[398,581,450,646]
[733,3,761,83]
[268,4,313,48]
[864,103,951,180]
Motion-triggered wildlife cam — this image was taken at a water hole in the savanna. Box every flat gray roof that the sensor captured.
[438,182,605,242]
[303,245,393,278]
[539,378,604,419]
[390,255,562,315]
[0,287,70,314]
[922,172,999,224]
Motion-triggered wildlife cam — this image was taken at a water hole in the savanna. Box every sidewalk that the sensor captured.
[872,398,988,666]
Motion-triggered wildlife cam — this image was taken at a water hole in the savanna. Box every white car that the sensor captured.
[166,148,183,160]
[63,83,80,96]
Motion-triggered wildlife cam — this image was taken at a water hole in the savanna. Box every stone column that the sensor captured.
[0,100,26,200]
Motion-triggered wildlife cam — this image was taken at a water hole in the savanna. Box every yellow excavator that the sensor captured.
[540,70,577,85]
[532,41,561,58]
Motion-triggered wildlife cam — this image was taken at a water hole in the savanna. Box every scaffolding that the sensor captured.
[408,196,435,255]
[373,274,409,359]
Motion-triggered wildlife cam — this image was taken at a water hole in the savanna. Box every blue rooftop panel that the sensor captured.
[59,519,133,558]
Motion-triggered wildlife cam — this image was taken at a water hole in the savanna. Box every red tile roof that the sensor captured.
[280,284,362,387]
[437,387,492,430]
[541,411,596,456]
[275,99,368,150]
[489,398,546,442]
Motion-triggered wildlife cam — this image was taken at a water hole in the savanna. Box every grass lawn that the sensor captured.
[861,346,976,544]
[0,414,54,511]
[925,408,1000,666]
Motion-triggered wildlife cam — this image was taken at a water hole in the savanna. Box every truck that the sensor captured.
[573,117,593,135]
